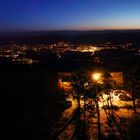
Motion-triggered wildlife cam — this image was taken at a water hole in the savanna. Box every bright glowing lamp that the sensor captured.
[92,73,101,81]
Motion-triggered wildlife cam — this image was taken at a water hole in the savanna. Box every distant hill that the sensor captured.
[0,30,140,45]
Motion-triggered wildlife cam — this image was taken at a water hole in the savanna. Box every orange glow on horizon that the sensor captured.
[69,25,140,31]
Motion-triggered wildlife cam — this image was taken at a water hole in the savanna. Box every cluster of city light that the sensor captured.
[71,46,101,53]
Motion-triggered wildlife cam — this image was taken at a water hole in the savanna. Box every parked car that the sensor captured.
[112,90,132,101]
[118,94,131,101]
[112,90,125,96]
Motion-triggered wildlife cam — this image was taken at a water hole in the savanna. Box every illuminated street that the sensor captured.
[63,96,77,119]
[60,89,140,140]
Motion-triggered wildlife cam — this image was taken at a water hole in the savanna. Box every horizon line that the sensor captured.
[1,28,140,34]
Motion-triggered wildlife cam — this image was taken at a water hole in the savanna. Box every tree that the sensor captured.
[102,71,115,114]
[72,70,103,140]
[123,64,140,113]
[71,70,89,140]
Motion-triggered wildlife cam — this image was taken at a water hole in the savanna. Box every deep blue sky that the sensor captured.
[0,0,140,31]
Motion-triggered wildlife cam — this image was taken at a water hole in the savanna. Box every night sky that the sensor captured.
[0,0,140,32]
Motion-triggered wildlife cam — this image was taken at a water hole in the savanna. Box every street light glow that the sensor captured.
[92,73,102,81]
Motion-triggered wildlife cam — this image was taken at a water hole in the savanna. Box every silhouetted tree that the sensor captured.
[72,70,103,140]
[123,64,140,113]
[102,71,115,114]
[71,70,89,140]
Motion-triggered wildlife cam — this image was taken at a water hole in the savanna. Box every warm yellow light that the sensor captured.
[92,73,101,81]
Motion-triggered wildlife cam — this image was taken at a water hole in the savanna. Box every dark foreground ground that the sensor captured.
[1,63,140,140]
[0,64,65,140]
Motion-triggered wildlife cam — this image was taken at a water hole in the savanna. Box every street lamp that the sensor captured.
[92,72,102,140]
[92,73,102,82]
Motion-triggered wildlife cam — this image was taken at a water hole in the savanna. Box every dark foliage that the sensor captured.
[0,65,68,140]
